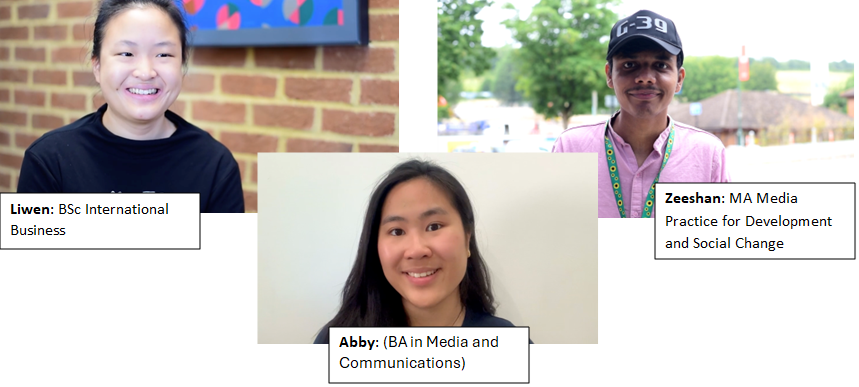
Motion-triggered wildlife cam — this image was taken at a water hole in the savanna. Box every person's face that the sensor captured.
[92,6,182,124]
[377,178,470,312]
[606,48,685,119]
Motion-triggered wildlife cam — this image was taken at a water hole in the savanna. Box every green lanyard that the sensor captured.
[603,119,675,218]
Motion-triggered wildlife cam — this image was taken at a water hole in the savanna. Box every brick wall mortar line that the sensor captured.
[367,41,398,49]
[276,131,396,143]
[311,106,321,132]
[280,99,400,112]
[212,73,221,96]
[239,158,250,183]
[350,74,360,105]
[0,166,18,175]
[233,152,257,164]
[178,93,398,112]
[0,147,26,156]
[352,138,399,146]
[16,84,83,94]
[202,124,317,138]
[185,94,318,107]
[233,153,257,161]
[274,74,284,101]
[282,72,391,80]
[4,105,79,117]
[230,72,400,84]
[247,47,256,67]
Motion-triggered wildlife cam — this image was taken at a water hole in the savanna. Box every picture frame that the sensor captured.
[183,0,369,47]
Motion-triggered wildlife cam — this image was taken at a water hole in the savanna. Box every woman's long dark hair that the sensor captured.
[322,159,495,337]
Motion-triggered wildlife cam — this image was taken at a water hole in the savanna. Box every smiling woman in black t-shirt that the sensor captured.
[17,0,243,213]
[313,160,531,344]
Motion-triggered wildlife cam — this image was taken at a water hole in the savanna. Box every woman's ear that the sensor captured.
[466,232,472,258]
[91,57,101,84]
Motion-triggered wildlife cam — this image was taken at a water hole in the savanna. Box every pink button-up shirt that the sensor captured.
[552,114,730,218]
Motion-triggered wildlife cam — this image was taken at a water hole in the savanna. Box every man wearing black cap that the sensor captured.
[553,10,730,218]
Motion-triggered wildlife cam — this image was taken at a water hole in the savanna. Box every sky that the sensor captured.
[477,0,856,64]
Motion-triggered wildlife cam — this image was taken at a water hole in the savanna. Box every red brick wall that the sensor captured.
[0,0,399,212]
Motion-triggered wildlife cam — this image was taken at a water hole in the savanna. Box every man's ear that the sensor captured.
[675,67,685,94]
[92,57,101,84]
[605,62,613,89]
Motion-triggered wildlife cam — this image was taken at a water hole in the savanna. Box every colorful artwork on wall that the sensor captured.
[182,0,368,46]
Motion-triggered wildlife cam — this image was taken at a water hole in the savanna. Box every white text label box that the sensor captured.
[328,327,529,384]
[0,193,200,249]
[655,183,855,259]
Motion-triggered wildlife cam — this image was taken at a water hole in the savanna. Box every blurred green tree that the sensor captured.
[823,74,854,114]
[746,61,778,91]
[480,77,493,92]
[829,60,854,72]
[504,0,616,128]
[754,57,779,69]
[439,79,462,106]
[438,0,496,103]
[782,59,810,70]
[491,46,524,105]
[678,56,737,102]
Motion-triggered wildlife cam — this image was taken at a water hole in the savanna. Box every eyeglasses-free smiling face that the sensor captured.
[377,178,470,315]
[607,48,685,119]
[93,6,182,127]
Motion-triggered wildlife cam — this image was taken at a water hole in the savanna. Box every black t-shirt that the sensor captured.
[17,104,244,213]
[313,308,531,344]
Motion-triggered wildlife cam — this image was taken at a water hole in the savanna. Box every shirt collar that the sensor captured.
[606,111,675,156]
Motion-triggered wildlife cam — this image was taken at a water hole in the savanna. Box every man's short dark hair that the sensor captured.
[608,39,683,73]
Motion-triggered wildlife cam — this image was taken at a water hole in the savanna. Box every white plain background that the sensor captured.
[257,153,598,344]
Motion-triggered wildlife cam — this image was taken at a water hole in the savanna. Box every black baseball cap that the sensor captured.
[606,10,683,67]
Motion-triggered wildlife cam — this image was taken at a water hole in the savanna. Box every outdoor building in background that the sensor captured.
[669,90,854,146]
[841,89,855,118]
